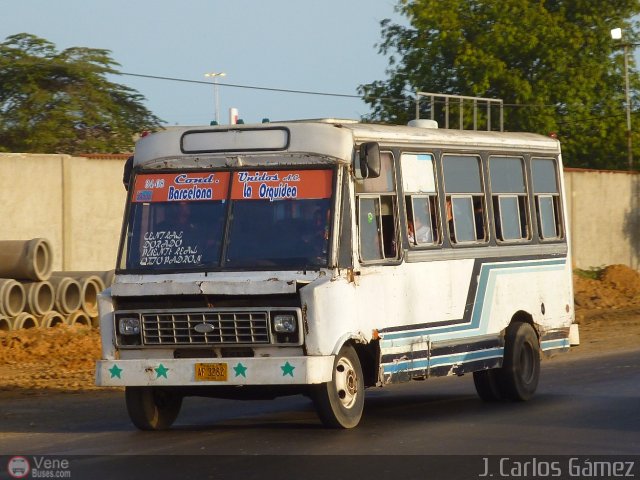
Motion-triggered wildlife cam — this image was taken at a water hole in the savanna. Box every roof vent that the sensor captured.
[408,119,438,129]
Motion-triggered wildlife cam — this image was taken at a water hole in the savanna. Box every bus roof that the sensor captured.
[132,120,561,168]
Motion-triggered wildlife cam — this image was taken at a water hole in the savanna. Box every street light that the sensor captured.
[204,72,226,124]
[610,28,637,171]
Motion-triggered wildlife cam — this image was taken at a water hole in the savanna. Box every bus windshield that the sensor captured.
[120,169,333,271]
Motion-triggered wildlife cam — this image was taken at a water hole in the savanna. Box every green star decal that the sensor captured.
[281,361,295,377]
[233,363,248,378]
[155,364,169,379]
[108,364,123,379]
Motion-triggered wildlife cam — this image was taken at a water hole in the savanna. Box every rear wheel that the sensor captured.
[125,386,183,430]
[312,345,364,428]
[499,322,541,401]
[474,322,540,402]
[473,369,504,402]
[500,321,540,400]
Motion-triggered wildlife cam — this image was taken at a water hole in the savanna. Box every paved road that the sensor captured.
[0,349,638,478]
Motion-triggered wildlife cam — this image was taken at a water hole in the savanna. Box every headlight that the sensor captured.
[273,314,297,333]
[118,317,141,335]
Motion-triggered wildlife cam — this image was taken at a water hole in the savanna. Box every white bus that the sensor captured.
[96,118,579,430]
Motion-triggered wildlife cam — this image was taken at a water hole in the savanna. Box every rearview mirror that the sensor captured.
[359,142,381,179]
[122,156,134,191]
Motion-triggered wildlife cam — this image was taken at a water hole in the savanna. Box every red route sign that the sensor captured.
[131,170,332,203]
[131,172,231,203]
[231,170,333,201]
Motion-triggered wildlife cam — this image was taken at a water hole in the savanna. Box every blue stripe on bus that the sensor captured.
[380,257,567,344]
[541,338,570,350]
[382,347,505,374]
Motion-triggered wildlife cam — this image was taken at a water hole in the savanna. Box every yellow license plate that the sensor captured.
[195,363,228,381]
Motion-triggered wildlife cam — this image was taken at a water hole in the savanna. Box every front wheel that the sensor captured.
[312,345,365,428]
[125,386,183,430]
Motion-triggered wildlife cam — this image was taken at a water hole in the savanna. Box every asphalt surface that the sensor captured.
[0,348,638,479]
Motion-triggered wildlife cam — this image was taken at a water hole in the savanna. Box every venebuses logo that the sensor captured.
[7,456,30,478]
[7,456,72,478]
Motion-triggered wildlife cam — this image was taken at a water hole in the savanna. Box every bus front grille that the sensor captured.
[141,311,270,345]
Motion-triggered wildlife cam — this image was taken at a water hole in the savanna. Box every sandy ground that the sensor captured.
[0,265,638,398]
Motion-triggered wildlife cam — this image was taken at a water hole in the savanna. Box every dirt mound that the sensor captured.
[574,264,640,311]
[600,264,640,296]
[0,324,102,392]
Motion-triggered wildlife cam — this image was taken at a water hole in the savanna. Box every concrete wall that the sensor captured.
[0,153,127,271]
[564,168,639,271]
[0,153,638,271]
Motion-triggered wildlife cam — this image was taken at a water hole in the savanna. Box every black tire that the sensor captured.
[473,369,504,402]
[498,322,541,401]
[312,345,365,429]
[125,386,183,431]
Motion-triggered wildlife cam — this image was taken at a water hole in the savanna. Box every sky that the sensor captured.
[1,0,405,126]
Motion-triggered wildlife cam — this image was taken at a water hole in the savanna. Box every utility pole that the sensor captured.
[204,72,226,124]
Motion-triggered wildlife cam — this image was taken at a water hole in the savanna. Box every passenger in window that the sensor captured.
[313,208,330,242]
[408,215,433,245]
[407,221,416,244]
[302,208,330,259]
[153,201,213,259]
[156,201,196,235]
[446,197,455,241]
[474,201,485,240]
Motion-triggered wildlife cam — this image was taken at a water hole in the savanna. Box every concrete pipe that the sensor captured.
[0,315,10,331]
[50,274,104,317]
[0,279,26,317]
[39,311,66,328]
[0,238,53,281]
[22,281,55,316]
[67,310,91,327]
[78,276,104,317]
[48,277,82,314]
[11,312,38,330]
[52,270,114,288]
[69,275,104,317]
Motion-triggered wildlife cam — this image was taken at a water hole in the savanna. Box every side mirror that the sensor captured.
[123,156,134,191]
[359,142,381,179]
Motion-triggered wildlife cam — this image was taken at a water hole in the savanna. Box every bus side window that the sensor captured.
[446,195,482,242]
[442,155,487,244]
[406,195,438,246]
[401,152,440,247]
[356,151,399,262]
[537,195,558,238]
[380,196,398,257]
[358,197,383,261]
[489,156,529,242]
[532,158,563,240]
[493,195,525,240]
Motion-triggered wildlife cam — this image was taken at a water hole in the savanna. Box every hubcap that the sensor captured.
[335,357,358,409]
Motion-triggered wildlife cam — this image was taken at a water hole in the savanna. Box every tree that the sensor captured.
[360,0,640,170]
[0,33,162,154]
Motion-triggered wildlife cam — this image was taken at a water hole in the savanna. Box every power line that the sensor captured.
[120,72,419,104]
[120,72,363,99]
[118,71,638,117]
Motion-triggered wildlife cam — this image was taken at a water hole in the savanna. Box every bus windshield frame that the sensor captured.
[117,167,336,273]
